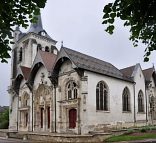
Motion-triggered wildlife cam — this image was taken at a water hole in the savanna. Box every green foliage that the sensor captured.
[102,0,156,62]
[106,133,156,142]
[124,128,134,135]
[0,120,9,129]
[0,109,9,129]
[0,0,47,63]
[149,126,156,130]
[140,128,147,133]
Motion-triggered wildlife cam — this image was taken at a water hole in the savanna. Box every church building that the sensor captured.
[8,15,156,135]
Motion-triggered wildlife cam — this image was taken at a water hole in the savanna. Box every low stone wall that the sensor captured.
[0,130,8,138]
[2,123,156,143]
[0,130,112,142]
[88,121,151,133]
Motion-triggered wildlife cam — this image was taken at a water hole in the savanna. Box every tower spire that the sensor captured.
[26,13,56,42]
[27,14,44,34]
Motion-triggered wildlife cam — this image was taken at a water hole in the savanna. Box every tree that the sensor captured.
[102,0,156,62]
[0,108,9,129]
[0,0,47,63]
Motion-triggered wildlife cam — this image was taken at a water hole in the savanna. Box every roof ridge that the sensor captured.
[143,67,154,71]
[63,47,115,67]
[120,65,135,71]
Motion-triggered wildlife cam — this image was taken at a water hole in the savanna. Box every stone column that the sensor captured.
[43,103,46,131]
[78,98,81,134]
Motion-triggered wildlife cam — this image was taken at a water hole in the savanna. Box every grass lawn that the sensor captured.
[105,133,156,142]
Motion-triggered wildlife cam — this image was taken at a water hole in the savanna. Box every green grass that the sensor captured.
[105,133,156,142]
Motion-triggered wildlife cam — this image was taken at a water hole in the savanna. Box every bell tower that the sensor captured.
[11,14,58,79]
[9,14,58,130]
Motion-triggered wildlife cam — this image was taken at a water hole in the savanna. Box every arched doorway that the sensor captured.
[69,109,77,128]
[47,107,50,129]
[40,107,44,128]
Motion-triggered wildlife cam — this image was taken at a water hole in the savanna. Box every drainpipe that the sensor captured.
[133,83,136,123]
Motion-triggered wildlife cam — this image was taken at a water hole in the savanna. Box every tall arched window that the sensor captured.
[138,90,144,112]
[67,81,78,100]
[22,92,29,107]
[122,87,131,112]
[96,81,108,111]
[19,47,22,62]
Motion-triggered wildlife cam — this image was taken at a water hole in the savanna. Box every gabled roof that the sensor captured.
[27,50,57,88]
[54,47,133,82]
[39,50,57,72]
[143,67,154,82]
[120,65,135,77]
[20,66,31,80]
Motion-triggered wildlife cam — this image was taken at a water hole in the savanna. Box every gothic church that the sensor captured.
[8,15,156,134]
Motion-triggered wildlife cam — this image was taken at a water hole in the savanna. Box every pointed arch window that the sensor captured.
[96,81,108,111]
[19,47,22,62]
[122,87,131,112]
[67,81,78,100]
[138,90,144,112]
[21,92,29,107]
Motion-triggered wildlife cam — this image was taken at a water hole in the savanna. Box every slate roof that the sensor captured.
[18,32,26,40]
[20,66,31,80]
[143,67,154,82]
[120,65,135,77]
[39,50,57,72]
[27,15,56,41]
[63,47,133,82]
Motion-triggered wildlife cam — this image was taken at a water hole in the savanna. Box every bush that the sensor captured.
[124,129,135,135]
[0,120,9,129]
[140,126,150,133]
[0,109,9,129]
[149,126,156,130]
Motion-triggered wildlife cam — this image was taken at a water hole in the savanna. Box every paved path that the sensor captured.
[0,137,37,143]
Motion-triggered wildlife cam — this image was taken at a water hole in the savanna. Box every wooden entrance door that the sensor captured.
[69,109,77,128]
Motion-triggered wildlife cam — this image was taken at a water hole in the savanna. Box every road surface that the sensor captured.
[0,137,36,143]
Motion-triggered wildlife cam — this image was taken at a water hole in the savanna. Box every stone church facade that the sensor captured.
[8,15,156,135]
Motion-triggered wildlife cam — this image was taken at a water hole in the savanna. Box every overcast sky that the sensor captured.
[0,0,155,106]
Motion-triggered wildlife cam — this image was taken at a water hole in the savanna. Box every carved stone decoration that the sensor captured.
[34,84,53,131]
[21,91,29,107]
